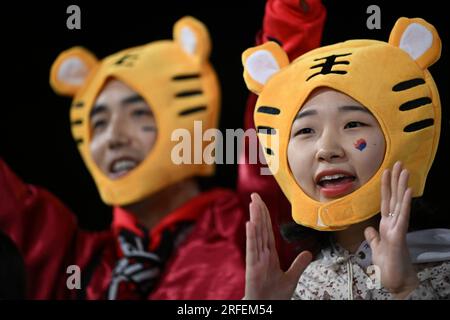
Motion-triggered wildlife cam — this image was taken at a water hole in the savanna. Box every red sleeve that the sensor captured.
[0,158,109,299]
[237,0,326,269]
[259,0,326,61]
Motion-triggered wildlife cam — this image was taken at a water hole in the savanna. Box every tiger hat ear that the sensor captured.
[389,17,441,69]
[173,16,211,62]
[50,47,98,96]
[242,41,289,95]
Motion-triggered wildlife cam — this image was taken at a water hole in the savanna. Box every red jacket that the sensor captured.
[0,158,246,299]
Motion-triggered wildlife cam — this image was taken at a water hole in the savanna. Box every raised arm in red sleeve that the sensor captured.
[0,158,111,299]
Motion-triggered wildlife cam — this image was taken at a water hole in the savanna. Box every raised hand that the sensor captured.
[244,193,312,300]
[364,161,419,299]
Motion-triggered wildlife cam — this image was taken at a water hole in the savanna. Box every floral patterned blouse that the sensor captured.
[292,230,450,300]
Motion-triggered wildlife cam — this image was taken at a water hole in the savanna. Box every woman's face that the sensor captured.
[89,79,157,180]
[288,87,386,202]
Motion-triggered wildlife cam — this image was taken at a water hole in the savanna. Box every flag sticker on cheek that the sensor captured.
[354,138,367,151]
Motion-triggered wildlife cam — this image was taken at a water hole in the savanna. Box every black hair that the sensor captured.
[0,231,26,299]
[280,221,328,257]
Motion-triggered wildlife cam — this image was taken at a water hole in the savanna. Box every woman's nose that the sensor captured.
[316,131,345,162]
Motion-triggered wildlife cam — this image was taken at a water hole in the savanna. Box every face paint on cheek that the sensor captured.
[354,138,367,151]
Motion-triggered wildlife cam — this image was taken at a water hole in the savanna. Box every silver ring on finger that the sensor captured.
[388,212,397,218]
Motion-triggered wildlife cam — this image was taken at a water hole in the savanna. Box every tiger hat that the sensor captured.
[50,16,220,206]
[242,17,442,231]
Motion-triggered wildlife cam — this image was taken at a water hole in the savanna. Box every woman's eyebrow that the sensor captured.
[338,105,370,113]
[90,104,107,118]
[121,94,145,105]
[295,109,317,120]
[293,105,370,121]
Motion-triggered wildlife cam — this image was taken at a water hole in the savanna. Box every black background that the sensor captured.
[0,0,448,230]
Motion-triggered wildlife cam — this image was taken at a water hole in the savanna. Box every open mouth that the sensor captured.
[315,171,357,198]
[108,158,139,179]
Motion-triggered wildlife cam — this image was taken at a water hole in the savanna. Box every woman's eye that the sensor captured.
[92,120,107,130]
[295,128,314,136]
[132,109,151,118]
[345,121,366,129]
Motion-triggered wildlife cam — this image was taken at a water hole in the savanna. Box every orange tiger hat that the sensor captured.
[243,18,441,231]
[50,17,220,206]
